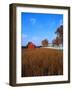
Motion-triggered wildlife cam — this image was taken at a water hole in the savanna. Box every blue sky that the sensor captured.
[21,12,63,46]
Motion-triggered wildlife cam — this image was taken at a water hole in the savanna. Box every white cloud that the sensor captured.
[30,18,36,25]
[59,19,63,25]
[22,34,27,38]
[31,36,43,46]
[21,34,28,46]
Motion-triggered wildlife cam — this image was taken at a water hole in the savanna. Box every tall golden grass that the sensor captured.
[21,48,63,77]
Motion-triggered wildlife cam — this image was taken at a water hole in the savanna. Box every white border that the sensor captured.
[16,6,68,83]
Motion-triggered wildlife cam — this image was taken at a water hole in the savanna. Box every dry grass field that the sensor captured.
[21,48,63,77]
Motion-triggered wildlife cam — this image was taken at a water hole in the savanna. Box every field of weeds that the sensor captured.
[21,48,63,77]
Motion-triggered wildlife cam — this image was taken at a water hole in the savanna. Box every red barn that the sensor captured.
[27,42,36,48]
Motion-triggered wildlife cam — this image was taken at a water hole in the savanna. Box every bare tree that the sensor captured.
[55,25,63,46]
[55,37,61,46]
[41,39,48,47]
[52,39,56,47]
[52,37,61,47]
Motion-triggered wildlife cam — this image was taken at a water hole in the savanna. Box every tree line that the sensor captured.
[26,25,63,47]
[41,25,63,47]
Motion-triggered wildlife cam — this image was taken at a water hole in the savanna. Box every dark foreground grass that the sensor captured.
[21,48,63,77]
